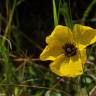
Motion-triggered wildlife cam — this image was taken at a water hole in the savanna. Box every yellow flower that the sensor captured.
[40,24,96,77]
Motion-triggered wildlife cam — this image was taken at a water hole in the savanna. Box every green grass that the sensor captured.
[0,0,96,96]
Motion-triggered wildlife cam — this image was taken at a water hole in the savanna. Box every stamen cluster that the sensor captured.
[63,43,77,57]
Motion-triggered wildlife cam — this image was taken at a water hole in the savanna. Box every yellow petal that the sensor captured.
[50,49,86,77]
[40,42,64,61]
[73,24,96,50]
[64,56,83,77]
[46,25,73,45]
[79,49,87,64]
[49,54,69,76]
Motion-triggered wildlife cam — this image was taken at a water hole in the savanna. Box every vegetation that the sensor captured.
[1,0,96,96]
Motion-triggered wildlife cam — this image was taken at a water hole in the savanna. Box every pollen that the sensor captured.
[63,43,77,57]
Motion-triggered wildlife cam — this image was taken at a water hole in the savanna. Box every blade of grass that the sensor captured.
[2,0,16,45]
[81,0,96,23]
[52,0,58,26]
[60,1,73,29]
[57,0,61,23]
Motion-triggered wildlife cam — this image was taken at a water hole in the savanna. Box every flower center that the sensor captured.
[63,43,77,57]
